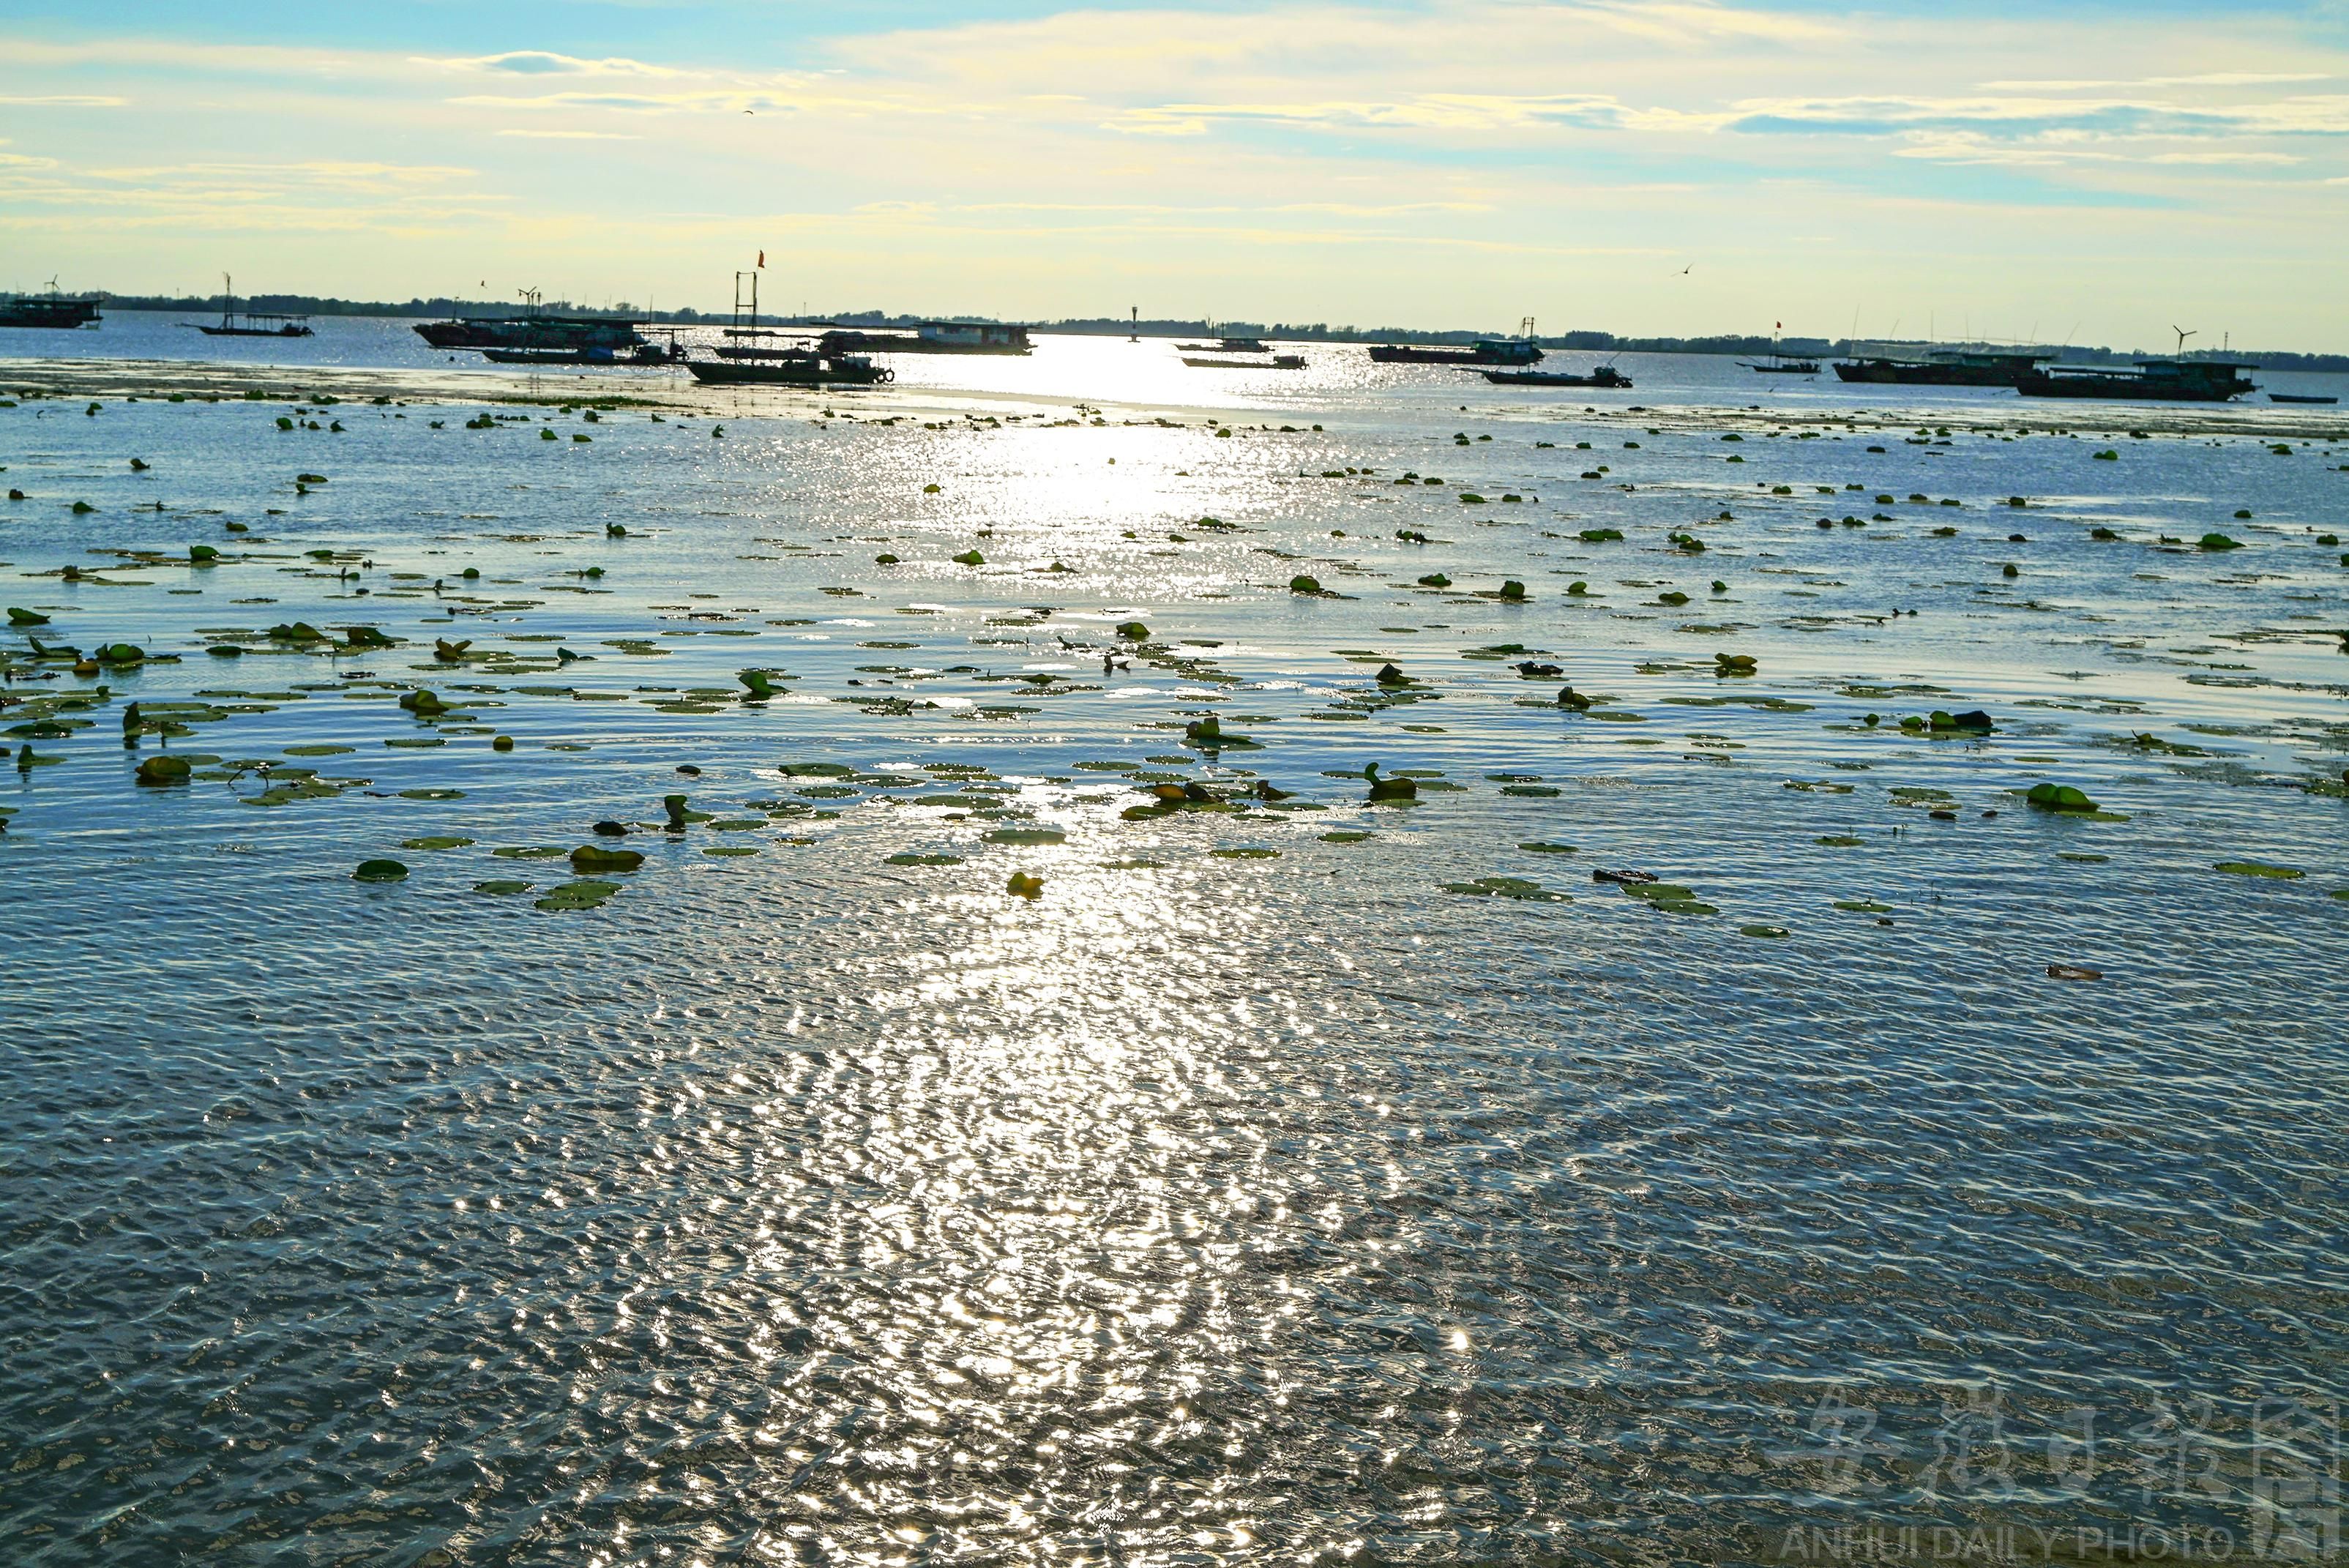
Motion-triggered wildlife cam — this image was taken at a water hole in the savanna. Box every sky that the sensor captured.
[5,0,2348,347]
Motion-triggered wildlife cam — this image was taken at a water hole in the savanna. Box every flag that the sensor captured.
[757,250,766,269]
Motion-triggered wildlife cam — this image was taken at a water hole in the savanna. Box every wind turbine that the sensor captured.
[2172,325,2197,357]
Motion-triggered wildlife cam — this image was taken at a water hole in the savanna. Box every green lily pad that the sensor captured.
[1815,835,1865,847]
[1211,847,1280,859]
[704,845,760,856]
[1320,831,1373,843]
[397,788,464,801]
[284,744,354,757]
[2213,861,2303,880]
[1834,899,1893,913]
[473,879,534,896]
[985,827,1066,845]
[886,852,965,866]
[400,835,476,851]
[1739,925,1790,939]
[1444,875,1569,901]
[535,878,619,911]
[1501,785,1561,798]
[1517,841,1576,854]
[492,845,568,860]
[570,845,644,873]
[353,858,409,882]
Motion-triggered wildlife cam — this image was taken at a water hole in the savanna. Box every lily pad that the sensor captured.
[473,879,534,896]
[1320,831,1373,843]
[353,859,409,882]
[570,845,644,873]
[886,852,966,866]
[1518,841,1576,854]
[535,878,619,911]
[1739,925,1790,939]
[397,788,465,801]
[985,827,1066,845]
[492,845,567,860]
[1444,875,1569,901]
[1211,847,1280,859]
[2213,861,2303,880]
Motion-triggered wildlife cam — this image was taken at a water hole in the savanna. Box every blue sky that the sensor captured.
[7,1,2348,346]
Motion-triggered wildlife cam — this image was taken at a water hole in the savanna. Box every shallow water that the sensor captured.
[2,342,2345,1566]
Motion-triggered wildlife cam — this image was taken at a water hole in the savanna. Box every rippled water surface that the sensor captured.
[2,334,2346,1566]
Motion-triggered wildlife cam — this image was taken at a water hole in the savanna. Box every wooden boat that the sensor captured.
[1369,337,1542,366]
[1833,348,2047,386]
[1742,356,1819,375]
[190,275,312,337]
[2268,392,2339,405]
[1483,366,1632,388]
[1183,354,1305,370]
[482,340,683,366]
[687,352,892,386]
[2016,359,2257,402]
[0,283,102,330]
[815,322,1032,356]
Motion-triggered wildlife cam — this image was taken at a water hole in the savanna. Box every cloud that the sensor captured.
[0,94,126,107]
[423,51,679,78]
[496,129,643,140]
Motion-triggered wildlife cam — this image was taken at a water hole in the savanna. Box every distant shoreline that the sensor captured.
[48,298,2349,375]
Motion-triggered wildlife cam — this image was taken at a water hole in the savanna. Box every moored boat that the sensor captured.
[1483,365,1632,388]
[1369,337,1543,366]
[1183,354,1306,370]
[1833,348,2047,386]
[687,352,892,386]
[2015,359,2257,402]
[189,275,313,337]
[2268,391,2339,405]
[0,285,104,330]
[416,291,647,354]
[816,322,1032,356]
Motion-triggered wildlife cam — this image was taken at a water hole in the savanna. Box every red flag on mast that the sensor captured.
[757,250,766,269]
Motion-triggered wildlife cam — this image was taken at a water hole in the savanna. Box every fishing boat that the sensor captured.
[482,339,685,367]
[715,329,826,362]
[1183,353,1306,370]
[1741,326,1819,376]
[815,322,1032,356]
[1483,365,1632,389]
[1369,337,1542,367]
[687,351,892,386]
[189,275,313,337]
[1833,347,2048,386]
[0,282,103,330]
[1176,333,1269,353]
[2268,391,2339,405]
[2015,359,2257,402]
[415,290,646,354]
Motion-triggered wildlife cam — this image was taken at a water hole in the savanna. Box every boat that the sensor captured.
[687,352,892,387]
[415,290,646,354]
[1183,354,1306,370]
[2269,392,2339,405]
[714,329,825,362]
[2015,359,2257,402]
[189,275,313,337]
[0,282,104,331]
[1483,365,1632,389]
[1176,334,1269,353]
[1833,348,2048,386]
[482,340,684,367]
[1742,354,1820,375]
[1369,337,1542,367]
[815,321,1032,356]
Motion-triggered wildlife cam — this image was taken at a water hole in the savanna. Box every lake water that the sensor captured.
[2,316,2345,1565]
